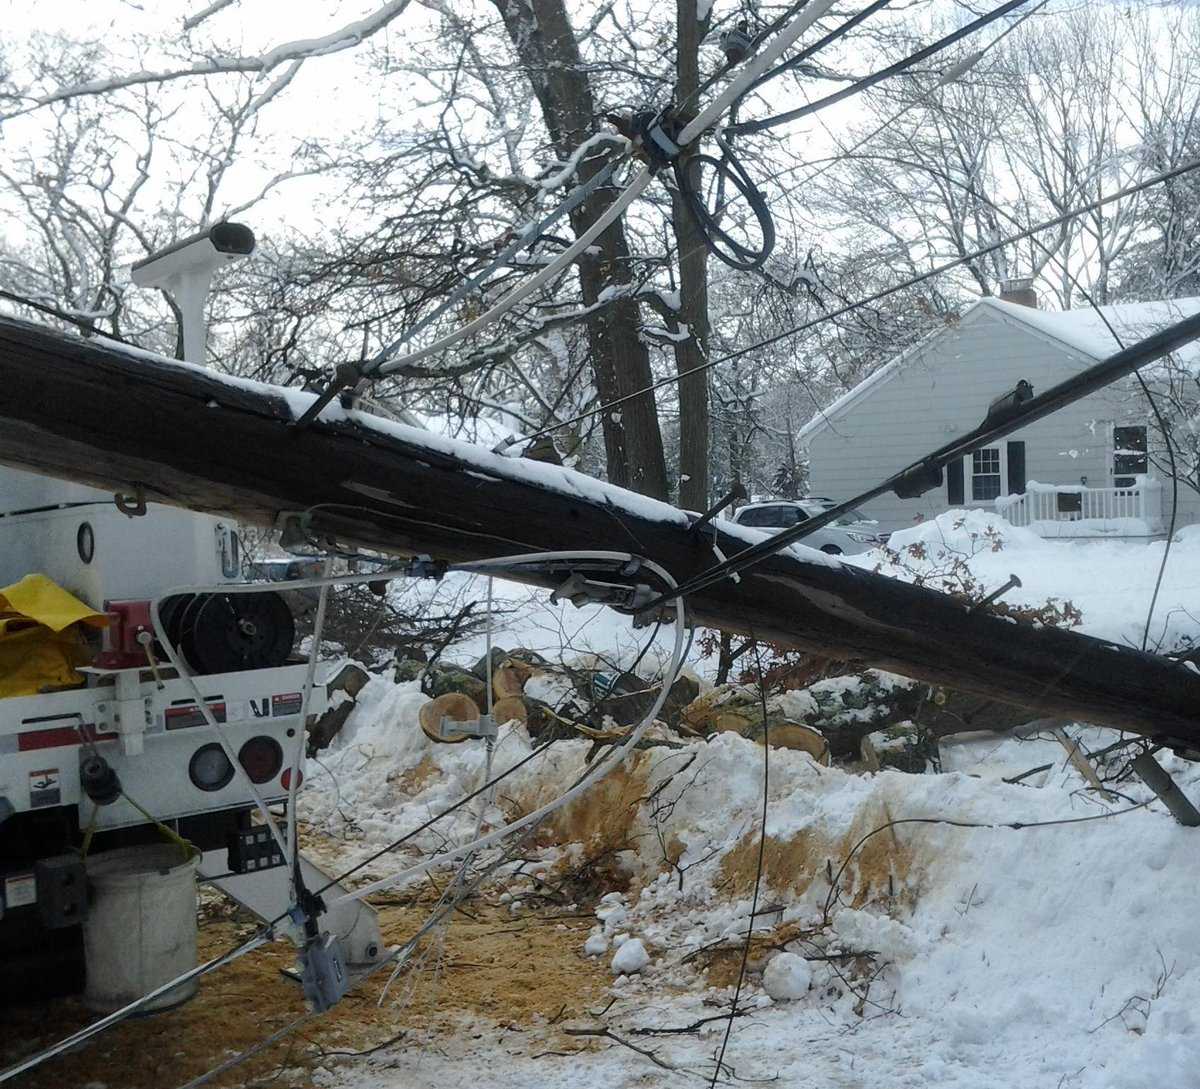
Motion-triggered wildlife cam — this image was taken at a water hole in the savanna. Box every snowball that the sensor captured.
[611,938,650,975]
[762,952,812,1001]
[584,932,608,956]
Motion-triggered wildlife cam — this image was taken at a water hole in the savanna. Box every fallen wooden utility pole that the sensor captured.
[1,314,1198,751]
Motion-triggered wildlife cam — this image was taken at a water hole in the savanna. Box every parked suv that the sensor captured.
[730,498,888,555]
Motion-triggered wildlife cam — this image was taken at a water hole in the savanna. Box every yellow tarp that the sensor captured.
[0,574,108,697]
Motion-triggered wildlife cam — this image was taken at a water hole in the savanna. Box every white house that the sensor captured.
[797,288,1200,538]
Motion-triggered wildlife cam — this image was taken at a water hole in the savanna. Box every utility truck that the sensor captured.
[0,223,381,1008]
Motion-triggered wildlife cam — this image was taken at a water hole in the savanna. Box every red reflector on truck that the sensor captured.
[280,767,303,791]
[18,725,116,751]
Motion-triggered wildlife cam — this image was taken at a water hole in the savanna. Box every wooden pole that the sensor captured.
[0,315,1198,749]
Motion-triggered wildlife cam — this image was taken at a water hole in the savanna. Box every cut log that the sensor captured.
[1,317,1198,750]
[490,695,528,725]
[741,719,831,764]
[418,693,481,744]
[491,660,533,699]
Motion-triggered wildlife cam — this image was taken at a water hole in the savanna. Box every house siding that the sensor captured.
[802,306,1199,534]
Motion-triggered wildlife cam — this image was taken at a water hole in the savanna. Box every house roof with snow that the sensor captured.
[797,295,1200,444]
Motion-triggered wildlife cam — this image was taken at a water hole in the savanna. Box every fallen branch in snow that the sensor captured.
[561,1025,760,1082]
[563,1026,693,1073]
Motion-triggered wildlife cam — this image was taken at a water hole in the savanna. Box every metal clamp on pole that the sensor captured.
[628,109,687,168]
[430,713,500,744]
[550,571,655,614]
[291,361,363,432]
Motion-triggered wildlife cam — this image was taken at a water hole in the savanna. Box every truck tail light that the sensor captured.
[238,736,283,784]
[280,767,303,791]
[189,743,234,792]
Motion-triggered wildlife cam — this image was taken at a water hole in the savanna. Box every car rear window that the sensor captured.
[737,505,806,528]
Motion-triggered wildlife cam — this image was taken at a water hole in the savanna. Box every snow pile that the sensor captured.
[611,938,650,975]
[761,952,811,1000]
[300,528,1200,1087]
[850,508,1200,651]
[311,694,1200,1087]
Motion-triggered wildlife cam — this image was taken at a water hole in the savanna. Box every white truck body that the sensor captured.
[0,465,382,1004]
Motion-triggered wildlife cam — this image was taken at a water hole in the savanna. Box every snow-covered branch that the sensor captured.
[6,0,413,121]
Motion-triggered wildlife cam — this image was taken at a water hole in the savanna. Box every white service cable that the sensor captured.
[331,551,686,906]
[676,0,838,145]
[374,164,652,377]
[288,557,333,887]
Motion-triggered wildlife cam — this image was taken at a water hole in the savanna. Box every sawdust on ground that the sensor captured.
[0,892,609,1089]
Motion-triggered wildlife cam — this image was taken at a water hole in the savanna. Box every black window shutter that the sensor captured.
[947,458,964,505]
[1007,440,1026,494]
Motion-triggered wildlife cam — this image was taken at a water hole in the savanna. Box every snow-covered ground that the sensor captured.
[296,510,1200,1088]
[846,509,1200,652]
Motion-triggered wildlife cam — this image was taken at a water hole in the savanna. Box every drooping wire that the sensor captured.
[674,136,776,270]
[332,554,688,906]
[727,0,1036,137]
[497,154,1200,456]
[821,802,1155,923]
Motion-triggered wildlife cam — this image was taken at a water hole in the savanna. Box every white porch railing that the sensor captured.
[994,478,1165,537]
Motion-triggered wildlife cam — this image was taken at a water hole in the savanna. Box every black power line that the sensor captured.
[727,0,1036,137]
[644,309,1200,608]
[500,154,1200,455]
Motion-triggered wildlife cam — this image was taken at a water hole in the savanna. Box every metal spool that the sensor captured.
[165,591,295,675]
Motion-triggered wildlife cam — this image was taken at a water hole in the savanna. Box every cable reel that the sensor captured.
[159,591,296,675]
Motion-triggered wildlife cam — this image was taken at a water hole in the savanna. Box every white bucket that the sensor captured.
[82,843,200,1013]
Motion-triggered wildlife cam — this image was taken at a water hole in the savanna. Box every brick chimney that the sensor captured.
[998,276,1038,308]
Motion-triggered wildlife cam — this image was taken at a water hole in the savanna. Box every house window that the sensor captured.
[1113,425,1148,488]
[971,447,1003,501]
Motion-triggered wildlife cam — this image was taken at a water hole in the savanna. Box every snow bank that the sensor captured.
[850,508,1200,652]
[301,519,1200,1087]
[310,683,1200,1087]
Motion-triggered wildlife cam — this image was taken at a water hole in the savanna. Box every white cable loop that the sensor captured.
[289,557,333,886]
[333,551,686,906]
[374,165,652,376]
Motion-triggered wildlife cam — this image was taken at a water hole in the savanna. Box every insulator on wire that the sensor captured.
[720,21,754,65]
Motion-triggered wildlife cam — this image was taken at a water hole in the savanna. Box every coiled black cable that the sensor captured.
[674,137,776,270]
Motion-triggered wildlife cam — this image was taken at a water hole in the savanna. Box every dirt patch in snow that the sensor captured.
[718,803,916,909]
[393,753,444,795]
[1,894,608,1089]
[519,756,651,886]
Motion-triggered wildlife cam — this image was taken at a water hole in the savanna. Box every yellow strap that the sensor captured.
[80,803,98,859]
[121,791,201,862]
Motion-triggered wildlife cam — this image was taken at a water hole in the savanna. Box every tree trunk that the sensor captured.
[490,0,669,500]
[670,0,712,512]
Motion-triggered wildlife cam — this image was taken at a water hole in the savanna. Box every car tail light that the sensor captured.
[238,736,284,784]
[189,743,234,792]
[280,767,303,791]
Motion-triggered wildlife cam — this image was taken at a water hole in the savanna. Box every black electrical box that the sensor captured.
[227,827,285,874]
[35,854,87,929]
